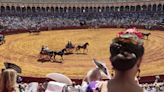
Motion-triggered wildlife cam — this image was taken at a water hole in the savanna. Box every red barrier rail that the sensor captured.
[1,25,164,35]
[20,75,164,84]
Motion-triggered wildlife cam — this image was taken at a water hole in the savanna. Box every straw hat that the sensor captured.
[45,81,66,92]
[46,73,72,85]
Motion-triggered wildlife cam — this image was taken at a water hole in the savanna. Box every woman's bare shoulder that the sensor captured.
[100,80,147,92]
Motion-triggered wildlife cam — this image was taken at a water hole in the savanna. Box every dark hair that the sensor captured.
[110,41,144,71]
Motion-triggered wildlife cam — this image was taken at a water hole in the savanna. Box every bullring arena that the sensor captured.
[1,0,164,91]
[0,28,164,79]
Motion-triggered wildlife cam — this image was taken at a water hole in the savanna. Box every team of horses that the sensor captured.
[65,42,89,54]
[39,48,66,63]
[39,42,89,63]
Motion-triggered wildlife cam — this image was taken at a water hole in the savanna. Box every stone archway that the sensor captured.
[142,5,147,11]
[32,7,36,13]
[106,6,109,12]
[157,4,162,11]
[37,7,41,13]
[130,6,135,11]
[120,6,124,11]
[6,6,10,13]
[50,7,54,13]
[110,6,114,12]
[76,7,80,13]
[152,4,157,11]
[73,7,76,13]
[125,6,129,11]
[148,4,152,11]
[136,5,141,11]
[27,6,31,13]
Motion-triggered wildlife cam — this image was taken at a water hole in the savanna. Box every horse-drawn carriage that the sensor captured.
[65,41,89,54]
[28,26,40,35]
[39,46,66,63]
[38,42,89,62]
[0,34,5,45]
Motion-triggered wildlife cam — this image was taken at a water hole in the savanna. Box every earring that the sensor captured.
[111,68,114,77]
[137,69,141,80]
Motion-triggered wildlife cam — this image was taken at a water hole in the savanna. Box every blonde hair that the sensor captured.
[0,69,19,92]
[86,68,101,82]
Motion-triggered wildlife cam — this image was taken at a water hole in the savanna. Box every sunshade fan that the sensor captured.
[46,73,72,85]
[93,59,111,79]
[4,62,22,73]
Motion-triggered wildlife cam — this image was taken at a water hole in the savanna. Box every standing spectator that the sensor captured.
[100,31,145,92]
[0,69,19,92]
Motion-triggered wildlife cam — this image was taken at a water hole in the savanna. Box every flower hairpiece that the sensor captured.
[113,32,143,46]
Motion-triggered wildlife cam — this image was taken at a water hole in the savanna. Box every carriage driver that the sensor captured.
[44,46,49,51]
[41,45,50,52]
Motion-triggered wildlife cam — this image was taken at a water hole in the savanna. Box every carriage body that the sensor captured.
[28,26,40,34]
[65,42,75,54]
[65,42,89,54]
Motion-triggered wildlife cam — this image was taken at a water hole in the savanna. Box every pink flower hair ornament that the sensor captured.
[113,32,143,46]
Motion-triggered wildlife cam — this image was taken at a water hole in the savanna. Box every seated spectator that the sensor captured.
[100,31,145,92]
[45,72,79,92]
[45,81,67,92]
[44,46,50,51]
[25,82,39,92]
[80,76,89,92]
[81,68,102,92]
[87,68,102,83]
[160,84,164,91]
[0,69,19,92]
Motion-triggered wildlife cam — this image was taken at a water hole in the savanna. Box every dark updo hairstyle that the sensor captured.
[110,37,144,71]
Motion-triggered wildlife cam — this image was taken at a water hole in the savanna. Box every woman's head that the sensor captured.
[110,32,144,71]
[86,68,101,83]
[0,69,18,92]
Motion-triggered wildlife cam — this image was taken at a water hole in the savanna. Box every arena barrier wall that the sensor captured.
[20,75,164,84]
[1,25,164,35]
[1,25,164,84]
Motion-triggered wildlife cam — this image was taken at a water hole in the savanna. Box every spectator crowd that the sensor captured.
[0,12,164,31]
[0,7,164,92]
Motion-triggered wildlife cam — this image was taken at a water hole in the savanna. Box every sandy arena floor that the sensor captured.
[0,28,164,78]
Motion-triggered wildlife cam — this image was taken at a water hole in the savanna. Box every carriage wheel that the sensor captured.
[39,54,44,60]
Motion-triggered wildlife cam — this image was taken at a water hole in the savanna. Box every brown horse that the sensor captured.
[39,48,54,61]
[53,48,66,60]
[75,42,89,53]
[142,32,151,39]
